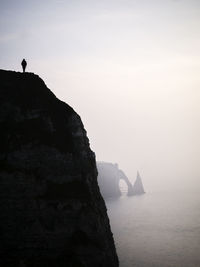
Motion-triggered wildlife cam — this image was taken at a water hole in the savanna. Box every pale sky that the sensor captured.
[1,0,200,192]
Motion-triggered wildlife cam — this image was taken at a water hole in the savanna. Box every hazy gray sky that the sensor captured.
[1,0,200,191]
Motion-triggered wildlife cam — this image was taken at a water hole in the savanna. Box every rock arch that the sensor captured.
[97,162,134,198]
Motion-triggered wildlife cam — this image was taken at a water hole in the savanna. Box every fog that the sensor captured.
[0,0,200,192]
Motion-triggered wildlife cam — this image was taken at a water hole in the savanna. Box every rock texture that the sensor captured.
[0,70,118,267]
[97,162,134,199]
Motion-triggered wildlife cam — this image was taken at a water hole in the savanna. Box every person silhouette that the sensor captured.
[21,59,27,73]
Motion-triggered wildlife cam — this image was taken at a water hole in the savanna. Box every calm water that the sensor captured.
[106,191,200,267]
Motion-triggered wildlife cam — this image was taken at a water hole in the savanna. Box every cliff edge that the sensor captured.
[0,70,118,267]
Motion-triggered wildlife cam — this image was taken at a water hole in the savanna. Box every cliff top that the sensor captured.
[0,69,88,154]
[0,69,73,114]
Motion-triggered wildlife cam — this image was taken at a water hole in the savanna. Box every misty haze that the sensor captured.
[0,0,200,266]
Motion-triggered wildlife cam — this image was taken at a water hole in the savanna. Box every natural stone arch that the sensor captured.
[117,169,134,196]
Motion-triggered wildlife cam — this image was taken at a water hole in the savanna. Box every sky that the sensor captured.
[0,0,200,192]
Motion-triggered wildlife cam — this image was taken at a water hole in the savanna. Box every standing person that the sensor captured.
[21,59,27,73]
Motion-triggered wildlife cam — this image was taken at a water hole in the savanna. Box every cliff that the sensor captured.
[97,162,134,199]
[0,70,118,267]
[97,162,121,199]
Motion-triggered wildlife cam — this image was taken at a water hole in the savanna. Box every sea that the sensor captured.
[106,190,200,267]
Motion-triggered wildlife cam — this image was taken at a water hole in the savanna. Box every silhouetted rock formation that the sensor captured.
[132,171,145,195]
[97,162,134,199]
[0,70,118,267]
[97,162,121,199]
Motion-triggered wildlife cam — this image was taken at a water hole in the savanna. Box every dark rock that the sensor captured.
[0,70,118,267]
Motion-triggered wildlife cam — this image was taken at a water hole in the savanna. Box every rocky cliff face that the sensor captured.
[0,70,118,267]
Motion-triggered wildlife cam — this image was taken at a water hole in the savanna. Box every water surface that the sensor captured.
[106,191,200,267]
